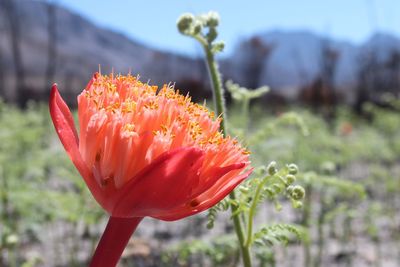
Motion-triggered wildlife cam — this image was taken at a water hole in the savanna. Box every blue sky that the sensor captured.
[56,0,400,56]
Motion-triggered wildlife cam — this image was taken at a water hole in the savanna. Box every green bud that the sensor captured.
[211,41,225,53]
[177,13,195,35]
[292,200,303,209]
[207,27,218,43]
[291,185,305,200]
[287,163,298,175]
[285,174,296,185]
[267,161,278,175]
[207,11,220,27]
[286,185,294,194]
[192,21,203,35]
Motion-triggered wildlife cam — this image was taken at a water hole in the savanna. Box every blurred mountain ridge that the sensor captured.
[0,0,399,106]
[0,0,209,105]
[227,30,400,103]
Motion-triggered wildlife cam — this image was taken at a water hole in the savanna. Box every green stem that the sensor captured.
[302,185,313,267]
[204,47,227,132]
[245,176,269,247]
[201,41,252,267]
[241,98,250,137]
[230,190,252,267]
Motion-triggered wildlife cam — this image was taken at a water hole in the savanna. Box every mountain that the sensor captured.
[0,0,209,106]
[0,0,399,106]
[227,31,400,103]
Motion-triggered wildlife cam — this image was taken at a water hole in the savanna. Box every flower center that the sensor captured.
[77,74,249,188]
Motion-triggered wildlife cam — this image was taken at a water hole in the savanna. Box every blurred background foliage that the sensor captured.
[0,94,399,266]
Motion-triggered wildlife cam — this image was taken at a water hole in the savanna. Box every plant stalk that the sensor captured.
[202,43,252,267]
[245,176,270,247]
[90,216,143,267]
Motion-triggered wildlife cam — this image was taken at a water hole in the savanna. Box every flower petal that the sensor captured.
[111,147,205,217]
[192,162,246,197]
[153,168,253,221]
[49,85,101,199]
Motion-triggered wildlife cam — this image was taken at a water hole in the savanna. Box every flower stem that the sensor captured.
[204,48,227,132]
[202,43,252,267]
[245,176,270,247]
[90,216,143,267]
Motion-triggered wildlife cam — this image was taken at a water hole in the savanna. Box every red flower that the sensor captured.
[50,73,251,266]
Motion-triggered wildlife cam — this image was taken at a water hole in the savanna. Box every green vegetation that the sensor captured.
[0,93,398,266]
[161,92,400,267]
[0,101,103,266]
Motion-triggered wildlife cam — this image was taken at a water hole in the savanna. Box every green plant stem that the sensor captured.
[204,48,227,131]
[242,98,250,131]
[230,190,252,267]
[302,185,313,267]
[315,198,328,267]
[201,40,252,267]
[245,176,269,247]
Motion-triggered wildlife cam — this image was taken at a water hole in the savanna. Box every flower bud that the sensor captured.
[287,163,298,175]
[285,174,296,185]
[192,21,203,35]
[286,185,294,194]
[267,161,278,176]
[292,200,303,209]
[291,185,305,200]
[207,11,220,27]
[177,13,195,35]
[211,42,225,53]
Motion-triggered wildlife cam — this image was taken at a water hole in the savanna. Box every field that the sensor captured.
[1,95,399,267]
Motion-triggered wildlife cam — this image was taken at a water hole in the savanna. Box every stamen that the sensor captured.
[78,73,249,189]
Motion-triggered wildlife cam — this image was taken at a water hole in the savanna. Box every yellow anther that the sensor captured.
[144,100,159,110]
[242,150,251,155]
[123,123,135,132]
[160,125,168,132]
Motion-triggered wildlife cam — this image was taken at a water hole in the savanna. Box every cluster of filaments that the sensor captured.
[78,74,249,188]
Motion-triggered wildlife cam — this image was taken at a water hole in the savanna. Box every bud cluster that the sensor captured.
[226,80,269,102]
[177,11,225,54]
[237,162,305,212]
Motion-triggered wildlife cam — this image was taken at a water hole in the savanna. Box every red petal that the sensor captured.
[111,147,205,217]
[192,162,246,197]
[50,84,78,144]
[49,85,101,199]
[154,168,253,221]
[85,72,99,90]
